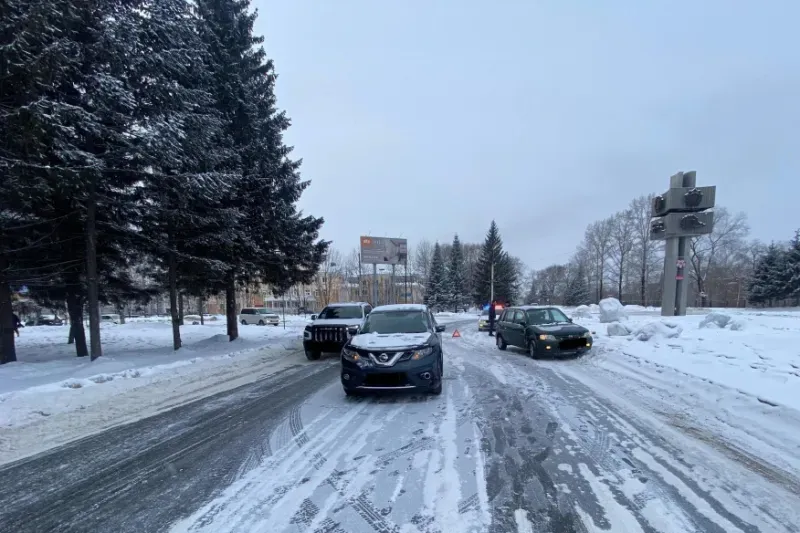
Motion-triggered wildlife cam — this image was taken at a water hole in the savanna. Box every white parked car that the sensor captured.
[239,307,280,326]
[100,313,121,324]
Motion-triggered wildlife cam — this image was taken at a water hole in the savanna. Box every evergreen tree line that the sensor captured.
[747,231,800,306]
[0,0,328,364]
[423,221,521,311]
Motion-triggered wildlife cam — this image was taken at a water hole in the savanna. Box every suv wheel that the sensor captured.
[258,319,265,326]
[305,349,321,361]
[496,335,507,351]
[429,357,443,395]
[240,319,247,325]
[344,387,361,397]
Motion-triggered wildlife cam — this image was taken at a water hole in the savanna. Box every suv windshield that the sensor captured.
[317,306,363,320]
[359,310,429,334]
[526,308,570,324]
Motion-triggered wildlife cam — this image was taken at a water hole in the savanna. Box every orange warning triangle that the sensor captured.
[452,329,461,338]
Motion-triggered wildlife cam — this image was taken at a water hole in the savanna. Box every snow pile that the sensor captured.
[579,308,800,412]
[699,311,747,331]
[631,320,682,341]
[607,322,631,337]
[589,303,600,313]
[598,298,627,323]
[572,305,591,318]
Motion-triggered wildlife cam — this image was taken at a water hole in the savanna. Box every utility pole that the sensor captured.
[650,171,716,316]
[490,261,495,304]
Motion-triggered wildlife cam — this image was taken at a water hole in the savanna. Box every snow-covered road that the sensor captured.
[1,319,798,533]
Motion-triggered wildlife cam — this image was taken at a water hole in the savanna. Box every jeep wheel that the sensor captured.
[496,335,507,351]
[305,350,321,361]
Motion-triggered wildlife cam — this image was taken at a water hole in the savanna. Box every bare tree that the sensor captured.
[608,209,636,301]
[584,218,613,301]
[629,194,658,306]
[688,207,749,307]
[314,249,343,306]
[413,239,434,296]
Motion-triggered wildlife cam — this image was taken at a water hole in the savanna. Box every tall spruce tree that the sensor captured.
[427,243,448,311]
[747,243,785,306]
[784,230,800,304]
[195,0,327,340]
[473,221,516,305]
[447,235,466,311]
[564,264,591,305]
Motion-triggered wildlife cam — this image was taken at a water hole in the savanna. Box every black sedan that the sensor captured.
[340,304,446,396]
[496,306,593,358]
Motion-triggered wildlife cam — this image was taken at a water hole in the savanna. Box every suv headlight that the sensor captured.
[342,346,360,362]
[582,331,592,338]
[303,325,312,340]
[538,334,557,341]
[411,346,434,360]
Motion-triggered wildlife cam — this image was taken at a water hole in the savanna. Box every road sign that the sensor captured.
[360,236,408,265]
[676,259,686,268]
[452,329,461,338]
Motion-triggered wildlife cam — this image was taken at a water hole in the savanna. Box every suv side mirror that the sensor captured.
[347,325,359,336]
[435,324,446,333]
[310,314,317,321]
[568,318,573,323]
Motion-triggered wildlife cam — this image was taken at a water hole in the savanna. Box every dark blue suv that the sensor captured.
[340,304,446,396]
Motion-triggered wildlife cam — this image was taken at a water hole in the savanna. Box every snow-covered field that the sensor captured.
[567,304,800,412]
[0,311,469,464]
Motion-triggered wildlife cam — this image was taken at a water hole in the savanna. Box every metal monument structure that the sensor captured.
[649,171,716,316]
[360,236,409,306]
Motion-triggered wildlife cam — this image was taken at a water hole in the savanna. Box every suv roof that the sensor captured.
[507,305,559,311]
[372,304,428,312]
[325,302,370,307]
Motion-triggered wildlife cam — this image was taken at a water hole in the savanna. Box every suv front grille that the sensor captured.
[313,326,347,343]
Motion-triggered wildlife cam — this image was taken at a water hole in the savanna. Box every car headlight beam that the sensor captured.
[538,334,557,341]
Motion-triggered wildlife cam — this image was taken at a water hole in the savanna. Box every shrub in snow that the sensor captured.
[598,298,627,323]
[700,312,731,329]
[572,305,591,318]
[607,322,631,336]
[632,321,682,341]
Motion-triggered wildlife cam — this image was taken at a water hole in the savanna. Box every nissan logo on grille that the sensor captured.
[379,353,389,362]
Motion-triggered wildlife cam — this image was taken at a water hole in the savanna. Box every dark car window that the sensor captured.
[359,310,429,334]
[526,308,569,324]
[317,306,364,320]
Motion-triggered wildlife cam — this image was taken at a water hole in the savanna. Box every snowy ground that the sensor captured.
[2,309,799,532]
[0,311,468,464]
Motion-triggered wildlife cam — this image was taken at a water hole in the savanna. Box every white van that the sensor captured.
[100,314,121,324]
[239,307,280,326]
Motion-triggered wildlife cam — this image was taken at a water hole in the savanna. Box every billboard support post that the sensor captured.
[372,263,378,307]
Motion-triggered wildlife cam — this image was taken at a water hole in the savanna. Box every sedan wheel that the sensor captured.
[528,340,538,359]
[496,335,507,351]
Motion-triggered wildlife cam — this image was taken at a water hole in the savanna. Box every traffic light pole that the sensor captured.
[660,171,697,316]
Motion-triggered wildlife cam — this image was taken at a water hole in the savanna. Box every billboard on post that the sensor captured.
[360,236,408,265]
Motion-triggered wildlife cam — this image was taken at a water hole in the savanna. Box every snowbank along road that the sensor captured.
[1,318,798,532]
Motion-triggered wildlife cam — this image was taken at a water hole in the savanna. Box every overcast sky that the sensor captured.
[255,0,799,270]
